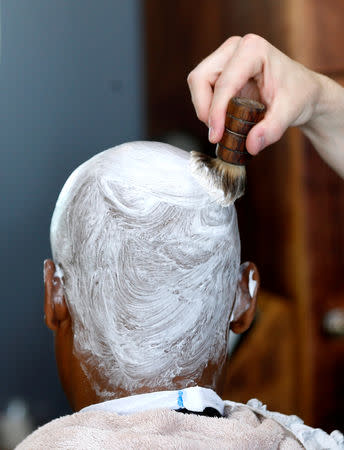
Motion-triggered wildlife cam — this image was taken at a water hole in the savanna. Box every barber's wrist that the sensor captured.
[298,71,323,133]
[303,72,342,132]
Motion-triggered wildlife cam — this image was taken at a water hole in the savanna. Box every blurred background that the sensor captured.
[1,0,343,447]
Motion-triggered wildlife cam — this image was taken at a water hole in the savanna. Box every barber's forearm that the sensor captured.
[302,74,344,178]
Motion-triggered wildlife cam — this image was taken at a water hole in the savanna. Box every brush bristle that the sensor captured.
[190,151,246,206]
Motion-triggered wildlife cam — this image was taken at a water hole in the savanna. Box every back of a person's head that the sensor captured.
[50,141,240,398]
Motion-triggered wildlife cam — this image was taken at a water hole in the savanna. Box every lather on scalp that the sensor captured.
[50,141,240,398]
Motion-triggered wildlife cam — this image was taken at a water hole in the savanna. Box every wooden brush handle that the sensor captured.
[217,97,266,166]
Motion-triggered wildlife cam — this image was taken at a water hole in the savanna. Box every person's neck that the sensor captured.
[68,359,225,412]
[97,382,201,404]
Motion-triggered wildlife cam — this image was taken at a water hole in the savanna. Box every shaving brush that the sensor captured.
[191,97,266,205]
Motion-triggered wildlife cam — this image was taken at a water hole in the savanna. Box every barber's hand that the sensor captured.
[187,34,321,155]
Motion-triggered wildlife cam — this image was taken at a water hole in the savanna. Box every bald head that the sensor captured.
[50,141,241,398]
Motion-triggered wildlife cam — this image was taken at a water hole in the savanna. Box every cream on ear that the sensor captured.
[44,259,69,331]
[230,262,259,334]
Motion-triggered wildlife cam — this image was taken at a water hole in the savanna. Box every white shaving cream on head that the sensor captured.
[50,141,241,397]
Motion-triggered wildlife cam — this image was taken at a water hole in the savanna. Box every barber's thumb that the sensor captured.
[246,116,287,155]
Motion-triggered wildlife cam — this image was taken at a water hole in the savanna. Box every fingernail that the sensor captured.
[208,126,215,142]
[258,135,265,152]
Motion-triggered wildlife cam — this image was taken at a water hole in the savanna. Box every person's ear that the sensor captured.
[44,259,70,331]
[230,262,260,334]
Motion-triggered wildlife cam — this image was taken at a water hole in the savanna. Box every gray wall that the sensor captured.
[0,0,144,422]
